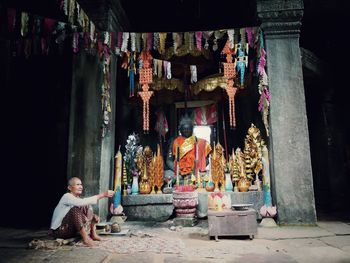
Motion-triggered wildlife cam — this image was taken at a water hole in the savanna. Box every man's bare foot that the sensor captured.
[91,234,103,241]
[82,238,95,247]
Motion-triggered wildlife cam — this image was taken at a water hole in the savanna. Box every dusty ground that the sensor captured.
[1,219,350,263]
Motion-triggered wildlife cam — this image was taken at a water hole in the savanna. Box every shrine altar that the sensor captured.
[122,191,263,221]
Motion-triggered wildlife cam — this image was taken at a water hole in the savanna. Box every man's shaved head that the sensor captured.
[68,177,81,186]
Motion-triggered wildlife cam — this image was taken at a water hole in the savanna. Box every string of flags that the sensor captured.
[4,1,270,136]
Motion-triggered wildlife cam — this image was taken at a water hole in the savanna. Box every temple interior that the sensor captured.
[1,0,350,228]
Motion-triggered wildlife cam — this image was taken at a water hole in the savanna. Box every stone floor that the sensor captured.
[1,218,350,263]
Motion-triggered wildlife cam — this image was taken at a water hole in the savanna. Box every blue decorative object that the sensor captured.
[113,185,122,208]
[236,43,248,87]
[131,175,139,195]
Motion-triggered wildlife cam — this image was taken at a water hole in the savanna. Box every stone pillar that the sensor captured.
[67,52,117,221]
[257,0,317,224]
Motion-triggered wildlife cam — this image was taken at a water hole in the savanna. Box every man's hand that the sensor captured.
[98,190,114,200]
[105,190,114,198]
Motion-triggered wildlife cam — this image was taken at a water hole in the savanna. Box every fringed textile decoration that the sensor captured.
[90,21,96,48]
[246,27,254,48]
[68,0,75,24]
[157,59,163,78]
[63,0,68,16]
[135,33,141,52]
[155,109,169,142]
[163,61,172,80]
[147,32,153,51]
[195,31,202,51]
[166,61,172,79]
[153,59,158,77]
[115,32,122,54]
[203,31,212,50]
[72,29,79,53]
[121,32,129,52]
[184,32,194,51]
[153,33,159,50]
[240,28,248,54]
[190,65,197,83]
[21,12,29,37]
[227,29,235,49]
[130,32,136,52]
[257,29,270,136]
[159,33,166,54]
[142,33,147,51]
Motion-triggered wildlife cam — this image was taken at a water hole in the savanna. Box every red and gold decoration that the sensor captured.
[138,51,154,133]
[221,41,238,129]
[153,145,165,194]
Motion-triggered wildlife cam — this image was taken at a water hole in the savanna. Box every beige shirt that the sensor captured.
[50,193,98,230]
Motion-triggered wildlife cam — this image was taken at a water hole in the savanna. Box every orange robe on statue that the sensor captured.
[173,135,211,176]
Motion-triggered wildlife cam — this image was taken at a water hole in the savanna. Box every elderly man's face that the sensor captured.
[180,123,193,138]
[68,178,83,196]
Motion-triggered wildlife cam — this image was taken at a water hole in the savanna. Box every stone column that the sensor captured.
[67,52,117,221]
[257,0,317,224]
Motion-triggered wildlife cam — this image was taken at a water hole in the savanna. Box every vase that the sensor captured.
[225,173,233,192]
[127,184,132,195]
[131,175,139,195]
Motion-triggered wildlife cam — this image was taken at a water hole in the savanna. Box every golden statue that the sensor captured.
[211,142,226,191]
[228,149,240,192]
[136,146,153,194]
[243,124,265,191]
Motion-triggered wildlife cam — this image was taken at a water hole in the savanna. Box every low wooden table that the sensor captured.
[208,208,257,241]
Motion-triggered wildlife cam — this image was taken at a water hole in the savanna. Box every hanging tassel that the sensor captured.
[226,80,238,129]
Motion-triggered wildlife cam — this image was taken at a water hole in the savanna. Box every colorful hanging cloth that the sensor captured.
[155,109,169,141]
[194,104,217,125]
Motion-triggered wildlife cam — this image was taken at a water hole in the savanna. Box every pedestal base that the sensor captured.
[259,217,278,227]
[173,217,198,227]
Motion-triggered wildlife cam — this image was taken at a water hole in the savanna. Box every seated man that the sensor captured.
[165,114,211,185]
[50,177,114,246]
